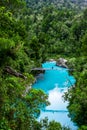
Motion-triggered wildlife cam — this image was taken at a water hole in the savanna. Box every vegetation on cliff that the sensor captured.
[0,0,87,129]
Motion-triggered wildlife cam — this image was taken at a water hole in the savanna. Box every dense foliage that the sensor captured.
[0,1,49,130]
[0,0,87,129]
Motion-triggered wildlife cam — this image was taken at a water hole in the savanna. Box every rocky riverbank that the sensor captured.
[56,58,68,68]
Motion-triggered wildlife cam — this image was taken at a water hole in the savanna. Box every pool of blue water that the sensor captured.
[33,61,77,130]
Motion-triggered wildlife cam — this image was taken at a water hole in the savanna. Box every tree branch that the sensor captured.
[4,66,27,79]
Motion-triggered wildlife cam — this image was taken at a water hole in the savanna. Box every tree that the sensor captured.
[47,120,62,130]
[78,125,87,130]
[81,33,87,56]
[64,69,87,127]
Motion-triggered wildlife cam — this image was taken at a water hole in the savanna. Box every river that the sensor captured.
[33,61,77,130]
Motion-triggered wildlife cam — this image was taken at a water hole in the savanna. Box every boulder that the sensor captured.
[56,58,68,68]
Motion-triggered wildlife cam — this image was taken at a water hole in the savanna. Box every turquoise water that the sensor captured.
[33,61,77,130]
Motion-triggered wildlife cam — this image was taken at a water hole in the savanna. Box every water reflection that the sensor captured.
[33,61,77,130]
[46,86,68,111]
[38,86,77,130]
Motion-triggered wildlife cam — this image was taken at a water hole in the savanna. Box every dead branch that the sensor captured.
[4,66,27,79]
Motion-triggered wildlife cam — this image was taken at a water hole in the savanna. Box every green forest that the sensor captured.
[0,0,87,130]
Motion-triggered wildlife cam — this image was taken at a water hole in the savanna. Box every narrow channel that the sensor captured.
[33,61,77,130]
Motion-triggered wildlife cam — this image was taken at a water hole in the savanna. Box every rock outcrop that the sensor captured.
[56,58,68,68]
